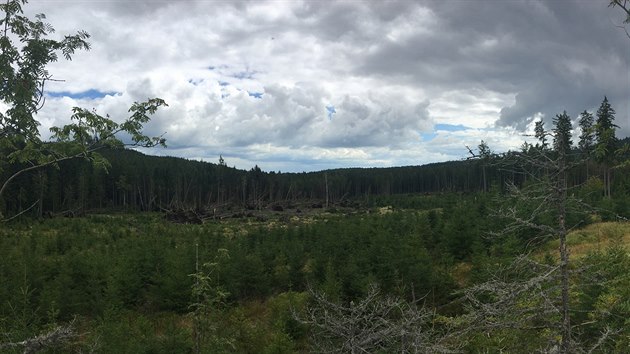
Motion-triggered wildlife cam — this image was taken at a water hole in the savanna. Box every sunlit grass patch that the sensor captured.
[540,222,630,260]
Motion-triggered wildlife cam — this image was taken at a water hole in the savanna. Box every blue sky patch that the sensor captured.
[421,132,438,141]
[219,81,230,86]
[435,123,471,131]
[326,105,336,120]
[421,123,471,141]
[47,89,118,99]
[248,91,263,99]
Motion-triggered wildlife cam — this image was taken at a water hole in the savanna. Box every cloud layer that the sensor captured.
[19,0,630,172]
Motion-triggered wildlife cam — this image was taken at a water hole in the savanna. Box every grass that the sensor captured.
[539,221,630,259]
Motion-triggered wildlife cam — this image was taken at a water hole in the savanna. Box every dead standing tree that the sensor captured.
[463,113,611,352]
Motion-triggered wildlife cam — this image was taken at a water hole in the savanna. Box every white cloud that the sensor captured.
[17,0,629,172]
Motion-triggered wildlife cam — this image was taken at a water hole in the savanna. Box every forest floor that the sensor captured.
[161,200,390,226]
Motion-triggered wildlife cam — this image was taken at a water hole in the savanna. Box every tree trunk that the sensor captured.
[559,214,570,352]
[325,172,329,209]
[558,150,571,353]
[481,165,488,193]
[607,167,612,198]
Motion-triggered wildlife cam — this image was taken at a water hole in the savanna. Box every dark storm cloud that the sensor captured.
[355,0,629,129]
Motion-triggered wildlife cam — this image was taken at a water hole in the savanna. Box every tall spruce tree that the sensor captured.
[578,110,594,179]
[595,97,617,154]
[577,111,594,154]
[595,97,617,198]
[553,111,573,155]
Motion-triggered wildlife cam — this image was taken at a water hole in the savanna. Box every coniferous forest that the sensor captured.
[3,1,630,353]
[3,138,630,218]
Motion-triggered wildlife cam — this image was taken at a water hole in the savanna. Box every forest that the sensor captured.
[2,134,630,219]
[2,172,630,352]
[3,0,630,353]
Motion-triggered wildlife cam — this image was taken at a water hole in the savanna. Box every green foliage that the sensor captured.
[578,110,595,155]
[478,140,492,158]
[535,119,549,149]
[0,200,474,350]
[0,0,166,219]
[267,291,309,343]
[579,176,605,205]
[553,110,573,154]
[595,96,618,164]
[190,248,232,352]
[94,310,192,354]
[0,0,90,143]
[574,245,630,352]
[0,192,629,350]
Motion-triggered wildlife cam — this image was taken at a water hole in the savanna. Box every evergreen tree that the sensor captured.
[534,120,548,150]
[577,110,594,154]
[478,140,492,193]
[595,96,618,197]
[595,97,617,156]
[553,111,573,155]
[578,110,595,180]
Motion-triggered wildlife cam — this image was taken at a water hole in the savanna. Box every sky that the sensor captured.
[19,0,630,172]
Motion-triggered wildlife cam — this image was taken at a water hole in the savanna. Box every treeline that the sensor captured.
[2,137,630,217]
[0,148,514,215]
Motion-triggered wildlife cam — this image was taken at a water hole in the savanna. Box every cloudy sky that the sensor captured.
[22,0,630,172]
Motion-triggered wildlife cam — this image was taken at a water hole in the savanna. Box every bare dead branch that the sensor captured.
[296,284,461,353]
[586,327,619,354]
[0,321,76,354]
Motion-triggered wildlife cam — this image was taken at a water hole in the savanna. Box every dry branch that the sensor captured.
[296,284,460,353]
[0,321,76,354]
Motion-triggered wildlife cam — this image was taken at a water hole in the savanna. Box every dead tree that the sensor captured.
[296,284,460,353]
[463,113,614,352]
[609,0,630,38]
